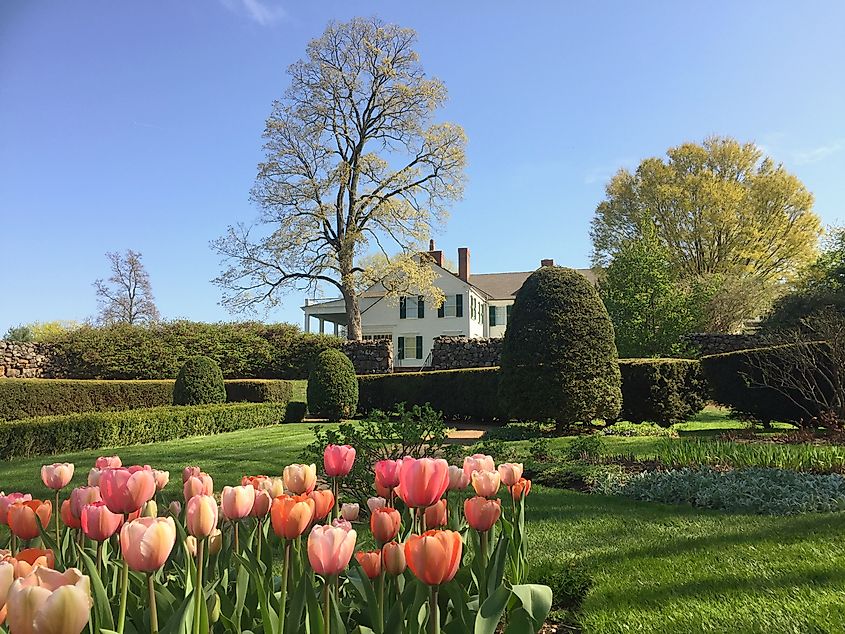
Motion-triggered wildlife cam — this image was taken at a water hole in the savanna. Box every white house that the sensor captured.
[302,244,597,368]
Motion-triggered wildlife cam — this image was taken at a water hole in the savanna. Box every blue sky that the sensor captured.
[1,0,844,333]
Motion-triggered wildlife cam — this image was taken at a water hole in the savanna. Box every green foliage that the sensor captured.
[301,404,460,504]
[0,402,287,459]
[601,421,678,438]
[357,367,501,420]
[223,379,292,403]
[619,358,707,426]
[306,349,358,421]
[25,320,83,341]
[42,321,340,379]
[4,324,33,342]
[499,266,622,428]
[566,434,605,461]
[173,356,226,405]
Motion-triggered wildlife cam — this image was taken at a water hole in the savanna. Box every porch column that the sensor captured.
[333,322,339,336]
[304,313,310,333]
[319,318,325,334]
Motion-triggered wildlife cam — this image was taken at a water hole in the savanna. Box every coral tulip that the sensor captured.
[307,524,357,577]
[260,477,286,499]
[323,445,356,477]
[120,517,176,572]
[464,497,501,532]
[271,495,315,540]
[398,457,449,509]
[242,475,268,489]
[382,541,406,576]
[186,495,218,538]
[250,490,272,518]
[87,469,101,487]
[497,463,524,487]
[341,503,359,522]
[95,456,122,469]
[0,494,31,525]
[80,502,122,542]
[283,464,317,495]
[100,467,156,514]
[367,497,386,513]
[308,489,334,521]
[405,530,462,586]
[424,499,448,530]
[183,473,213,501]
[61,500,81,530]
[8,500,52,541]
[471,470,501,498]
[374,481,391,499]
[463,454,495,480]
[370,507,401,544]
[69,487,101,521]
[512,478,532,500]
[6,566,92,634]
[221,486,255,520]
[182,466,202,483]
[374,459,402,489]
[3,549,55,579]
[355,550,382,579]
[447,465,470,491]
[152,470,170,491]
[41,463,75,491]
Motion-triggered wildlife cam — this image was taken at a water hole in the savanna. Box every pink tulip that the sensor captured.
[70,486,101,520]
[341,503,359,522]
[152,470,170,491]
[382,541,406,576]
[398,457,449,509]
[95,456,122,469]
[307,524,357,577]
[250,490,272,518]
[81,502,122,542]
[183,473,214,501]
[41,463,75,490]
[464,497,501,532]
[471,470,501,498]
[87,469,102,487]
[497,463,523,487]
[324,445,356,477]
[463,454,495,480]
[221,486,255,520]
[0,493,31,525]
[370,507,401,544]
[367,497,386,513]
[120,517,176,572]
[374,459,402,489]
[6,566,91,634]
[332,518,354,532]
[283,464,317,495]
[447,465,470,491]
[182,466,202,483]
[100,467,156,514]
[186,495,219,538]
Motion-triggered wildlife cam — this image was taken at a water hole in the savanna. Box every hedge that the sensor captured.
[0,379,294,421]
[0,402,288,459]
[618,358,707,426]
[307,349,359,421]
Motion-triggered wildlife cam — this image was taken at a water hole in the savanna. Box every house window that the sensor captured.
[399,296,425,319]
[470,296,476,320]
[438,294,464,318]
[489,306,505,327]
[397,335,424,360]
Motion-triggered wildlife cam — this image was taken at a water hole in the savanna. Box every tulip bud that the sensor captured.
[169,500,182,517]
[208,591,221,624]
[497,463,524,487]
[447,465,470,491]
[423,499,447,531]
[323,445,356,477]
[185,536,197,558]
[142,500,158,518]
[283,464,318,495]
[355,550,382,579]
[186,495,218,538]
[341,503,359,522]
[471,470,501,498]
[208,528,223,556]
[382,541,406,576]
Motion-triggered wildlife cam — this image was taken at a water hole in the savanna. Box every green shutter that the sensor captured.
[489,306,496,326]
[506,304,512,323]
[438,299,445,318]
[399,297,407,319]
[416,336,423,359]
[418,295,425,319]
[398,337,405,360]
[456,294,463,317]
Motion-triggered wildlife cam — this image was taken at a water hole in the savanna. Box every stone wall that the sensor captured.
[341,339,393,374]
[682,333,767,357]
[430,336,502,370]
[0,341,55,378]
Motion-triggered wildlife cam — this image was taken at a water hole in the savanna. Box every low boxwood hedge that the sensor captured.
[618,358,707,426]
[0,402,288,459]
[0,378,294,421]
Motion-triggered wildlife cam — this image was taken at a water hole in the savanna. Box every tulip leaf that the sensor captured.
[346,566,382,634]
[284,569,310,634]
[472,584,511,634]
[159,589,194,634]
[441,580,472,631]
[76,542,116,632]
[36,515,62,568]
[485,534,510,598]
[508,583,552,631]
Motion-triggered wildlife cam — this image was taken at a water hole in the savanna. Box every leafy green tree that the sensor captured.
[3,325,33,342]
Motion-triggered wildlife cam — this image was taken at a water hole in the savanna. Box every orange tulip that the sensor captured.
[186,495,219,538]
[270,495,315,540]
[308,489,334,521]
[307,524,357,576]
[370,507,401,544]
[464,497,501,532]
[283,464,317,495]
[100,467,156,514]
[40,463,75,491]
[462,454,494,480]
[355,550,382,579]
[80,502,122,542]
[471,470,501,498]
[424,499,448,530]
[511,478,532,500]
[250,490,272,518]
[405,530,462,586]
[242,475,269,490]
[120,517,176,572]
[61,500,81,530]
[382,541,406,576]
[183,473,214,501]
[221,486,255,520]
[8,500,52,541]
[323,445,356,477]
[0,494,31,526]
[6,566,92,634]
[2,549,54,578]
[397,457,450,509]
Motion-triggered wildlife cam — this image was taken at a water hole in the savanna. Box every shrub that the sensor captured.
[0,402,288,459]
[173,356,226,406]
[224,379,293,403]
[357,368,500,420]
[307,349,358,421]
[601,421,678,438]
[499,266,622,429]
[618,358,706,426]
[283,401,308,423]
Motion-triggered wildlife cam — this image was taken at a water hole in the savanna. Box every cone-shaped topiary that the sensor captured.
[307,348,359,421]
[173,355,226,405]
[499,266,622,429]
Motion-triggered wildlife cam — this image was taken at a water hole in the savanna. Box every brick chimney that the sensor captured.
[458,247,470,281]
[427,239,443,267]
[541,258,555,267]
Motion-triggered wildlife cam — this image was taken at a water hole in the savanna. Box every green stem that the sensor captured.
[323,578,332,634]
[396,579,403,634]
[233,521,239,554]
[479,530,489,605]
[55,491,60,551]
[278,540,290,634]
[377,571,385,629]
[332,478,338,521]
[428,586,439,634]
[256,518,263,562]
[147,573,159,634]
[117,559,129,634]
[192,538,205,634]
[96,541,103,576]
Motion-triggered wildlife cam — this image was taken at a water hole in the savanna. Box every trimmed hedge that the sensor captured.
[307,349,358,421]
[357,368,501,421]
[173,356,226,406]
[0,379,294,421]
[0,402,288,459]
[618,359,707,426]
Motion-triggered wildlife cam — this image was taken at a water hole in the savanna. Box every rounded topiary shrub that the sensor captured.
[173,356,226,406]
[307,349,358,421]
[499,266,622,429]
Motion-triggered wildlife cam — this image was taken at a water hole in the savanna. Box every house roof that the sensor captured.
[469,268,598,299]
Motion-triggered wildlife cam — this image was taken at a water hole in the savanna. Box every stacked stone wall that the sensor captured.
[430,336,502,370]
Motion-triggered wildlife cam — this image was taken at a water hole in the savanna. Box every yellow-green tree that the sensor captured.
[590,137,822,331]
[213,17,466,339]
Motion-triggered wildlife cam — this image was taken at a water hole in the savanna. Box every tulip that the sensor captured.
[250,490,272,518]
[424,499,447,531]
[497,463,524,487]
[69,486,101,520]
[185,535,198,558]
[370,507,401,544]
[182,466,202,483]
[95,456,122,469]
[183,473,214,501]
[447,465,470,491]
[471,470,501,498]
[87,469,101,487]
[374,459,402,489]
[120,517,176,572]
[398,457,450,510]
[323,445,356,477]
[242,475,268,489]
[61,500,81,530]
[208,528,223,556]
[341,503,359,522]
[0,493,31,525]
[3,549,54,579]
[374,481,391,499]
[8,500,52,541]
[271,495,315,540]
[222,486,255,520]
[6,566,92,634]
[169,501,182,517]
[464,497,501,533]
[405,529,462,586]
[81,502,122,542]
[463,454,495,480]
[152,470,170,491]
[308,489,334,521]
[100,467,156,514]
[41,463,75,491]
[0,561,12,611]
[512,478,532,500]
[355,550,381,579]
[283,464,317,495]
[367,497,386,513]
[307,524,357,577]
[260,477,286,499]
[186,495,218,539]
[332,518,353,532]
[382,541,406,575]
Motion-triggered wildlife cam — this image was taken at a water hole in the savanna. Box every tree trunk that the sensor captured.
[343,290,361,340]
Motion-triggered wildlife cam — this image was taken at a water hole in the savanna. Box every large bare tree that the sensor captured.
[94,250,160,325]
[212,17,467,340]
